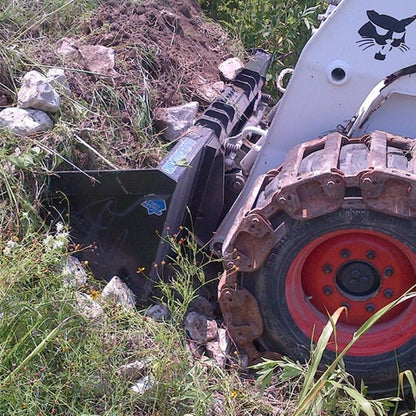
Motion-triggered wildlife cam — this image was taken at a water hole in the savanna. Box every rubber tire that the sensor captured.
[241,208,416,396]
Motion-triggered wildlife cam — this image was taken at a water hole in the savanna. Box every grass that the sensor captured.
[199,0,326,95]
[0,224,281,415]
[252,296,416,416]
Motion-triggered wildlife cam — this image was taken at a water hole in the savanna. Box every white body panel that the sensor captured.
[216,0,416,249]
[255,0,416,174]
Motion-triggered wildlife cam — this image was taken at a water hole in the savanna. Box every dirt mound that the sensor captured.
[85,0,234,106]
[11,0,238,169]
[32,0,234,109]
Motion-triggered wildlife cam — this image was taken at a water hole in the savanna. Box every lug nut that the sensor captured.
[366,250,376,260]
[384,267,394,277]
[383,289,394,299]
[323,285,333,296]
[323,264,333,274]
[340,249,351,259]
[366,304,375,313]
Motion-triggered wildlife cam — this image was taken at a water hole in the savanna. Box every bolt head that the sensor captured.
[340,249,350,259]
[323,285,333,296]
[278,196,287,205]
[323,264,333,274]
[366,303,375,313]
[366,250,376,260]
[383,289,394,299]
[384,267,394,277]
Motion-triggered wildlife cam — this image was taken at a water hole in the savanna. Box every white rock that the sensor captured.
[101,276,136,310]
[218,328,231,355]
[196,81,224,103]
[46,68,71,96]
[79,45,118,78]
[118,359,150,381]
[153,101,199,142]
[218,57,244,81]
[18,70,60,113]
[131,376,154,395]
[75,292,104,321]
[62,256,87,287]
[145,304,170,321]
[206,340,227,367]
[185,311,218,344]
[0,107,53,136]
[56,37,80,59]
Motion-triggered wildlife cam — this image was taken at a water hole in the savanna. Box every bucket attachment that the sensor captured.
[48,169,175,296]
[47,49,272,299]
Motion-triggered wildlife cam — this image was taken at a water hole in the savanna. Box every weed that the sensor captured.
[155,226,221,325]
[252,293,416,415]
[199,0,326,95]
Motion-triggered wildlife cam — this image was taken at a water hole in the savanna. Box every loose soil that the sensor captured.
[71,0,236,107]
[1,0,239,169]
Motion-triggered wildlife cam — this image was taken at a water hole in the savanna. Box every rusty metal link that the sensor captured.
[260,131,346,221]
[218,270,281,364]
[360,130,416,218]
[222,132,347,274]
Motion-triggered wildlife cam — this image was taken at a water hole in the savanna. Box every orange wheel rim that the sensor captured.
[286,229,416,355]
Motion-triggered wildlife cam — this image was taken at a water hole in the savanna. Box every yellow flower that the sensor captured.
[230,390,238,398]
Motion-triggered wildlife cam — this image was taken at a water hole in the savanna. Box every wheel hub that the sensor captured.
[336,261,381,299]
[286,228,416,355]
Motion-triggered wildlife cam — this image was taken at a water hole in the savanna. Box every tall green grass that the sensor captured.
[252,291,416,415]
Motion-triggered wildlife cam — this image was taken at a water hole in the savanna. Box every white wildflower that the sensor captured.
[31,146,41,154]
[56,222,65,233]
[3,240,19,256]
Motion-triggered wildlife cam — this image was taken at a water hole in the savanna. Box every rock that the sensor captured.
[218,57,244,81]
[62,255,87,287]
[131,375,154,395]
[79,44,118,78]
[218,328,231,355]
[101,276,136,310]
[153,101,199,142]
[118,359,150,381]
[56,37,81,60]
[145,304,170,321]
[205,340,227,367]
[195,80,224,103]
[17,70,60,113]
[0,107,53,136]
[75,292,104,321]
[46,68,71,96]
[185,311,218,344]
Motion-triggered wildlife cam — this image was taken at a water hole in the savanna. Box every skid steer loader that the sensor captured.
[49,0,416,395]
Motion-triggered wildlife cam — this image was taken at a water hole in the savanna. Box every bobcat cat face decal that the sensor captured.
[357,10,416,61]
